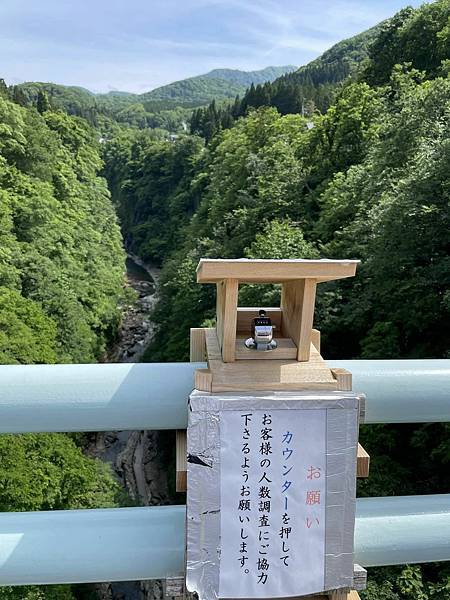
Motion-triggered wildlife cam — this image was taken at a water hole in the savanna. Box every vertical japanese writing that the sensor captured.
[219,408,327,599]
[280,429,294,567]
[238,413,252,573]
[257,413,272,585]
[305,465,322,530]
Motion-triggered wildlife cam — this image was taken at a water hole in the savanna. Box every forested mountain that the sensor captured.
[191,23,382,139]
[0,88,125,363]
[203,66,296,85]
[13,65,296,132]
[140,65,296,103]
[103,2,450,597]
[107,0,450,365]
[13,81,135,130]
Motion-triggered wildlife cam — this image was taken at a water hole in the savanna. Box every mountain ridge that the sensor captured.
[14,65,297,101]
[138,65,297,103]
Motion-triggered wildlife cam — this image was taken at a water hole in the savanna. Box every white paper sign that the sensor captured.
[219,409,326,598]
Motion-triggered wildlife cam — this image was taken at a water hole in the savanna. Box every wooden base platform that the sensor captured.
[310,593,360,600]
[196,328,346,393]
[235,336,298,360]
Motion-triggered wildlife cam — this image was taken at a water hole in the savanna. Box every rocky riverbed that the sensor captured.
[88,256,176,600]
[108,255,159,363]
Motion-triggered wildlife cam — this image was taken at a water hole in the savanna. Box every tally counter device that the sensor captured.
[244,309,277,351]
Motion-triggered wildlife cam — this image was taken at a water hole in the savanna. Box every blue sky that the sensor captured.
[1,0,424,93]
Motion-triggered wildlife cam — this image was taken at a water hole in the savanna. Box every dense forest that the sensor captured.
[0,85,125,363]
[0,0,449,598]
[13,66,295,133]
[0,83,127,599]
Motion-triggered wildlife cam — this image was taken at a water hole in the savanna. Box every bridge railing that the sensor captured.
[0,359,449,586]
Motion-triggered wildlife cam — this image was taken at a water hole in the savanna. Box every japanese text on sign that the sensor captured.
[219,409,326,598]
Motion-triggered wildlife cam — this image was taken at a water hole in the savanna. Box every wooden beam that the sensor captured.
[330,592,360,600]
[302,592,360,600]
[357,443,370,478]
[331,367,352,391]
[194,368,212,392]
[190,327,206,362]
[311,328,321,352]
[175,429,187,493]
[164,577,185,597]
[215,280,225,350]
[353,564,367,591]
[281,279,317,361]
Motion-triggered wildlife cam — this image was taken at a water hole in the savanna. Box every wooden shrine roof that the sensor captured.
[196,258,359,284]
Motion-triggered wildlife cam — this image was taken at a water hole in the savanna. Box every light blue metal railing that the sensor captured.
[0,360,449,433]
[0,359,448,586]
[0,495,449,586]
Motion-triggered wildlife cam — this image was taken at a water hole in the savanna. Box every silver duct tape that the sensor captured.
[186,391,360,600]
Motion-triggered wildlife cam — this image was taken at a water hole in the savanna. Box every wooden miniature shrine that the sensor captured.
[175,258,370,600]
[193,258,360,392]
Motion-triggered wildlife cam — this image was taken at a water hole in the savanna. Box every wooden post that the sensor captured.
[357,443,370,478]
[303,592,360,600]
[190,327,206,362]
[164,576,185,597]
[281,278,317,361]
[311,328,321,352]
[176,328,207,492]
[216,279,238,362]
[331,368,353,391]
[176,430,187,493]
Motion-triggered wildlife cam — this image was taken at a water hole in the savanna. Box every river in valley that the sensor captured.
[108,254,159,363]
[88,255,176,600]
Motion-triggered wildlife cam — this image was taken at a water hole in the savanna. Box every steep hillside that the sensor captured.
[191,23,384,138]
[0,83,128,600]
[0,86,125,363]
[289,22,381,86]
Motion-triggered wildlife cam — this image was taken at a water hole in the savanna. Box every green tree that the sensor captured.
[36,90,51,114]
[0,586,75,600]
[0,288,57,364]
[239,219,319,306]
[0,434,121,511]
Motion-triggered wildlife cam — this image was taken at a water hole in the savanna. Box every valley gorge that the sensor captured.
[88,256,177,600]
